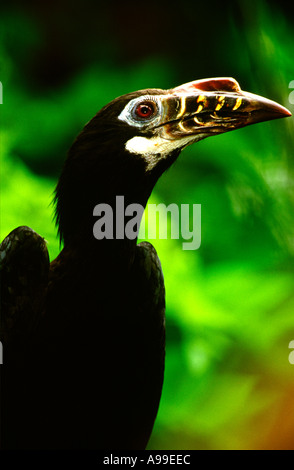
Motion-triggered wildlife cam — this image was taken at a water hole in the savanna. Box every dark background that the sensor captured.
[1,0,294,449]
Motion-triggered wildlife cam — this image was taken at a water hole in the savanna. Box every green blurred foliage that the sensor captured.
[1,0,294,450]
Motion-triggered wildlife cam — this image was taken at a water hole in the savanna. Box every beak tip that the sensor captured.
[274,105,292,119]
[247,95,292,122]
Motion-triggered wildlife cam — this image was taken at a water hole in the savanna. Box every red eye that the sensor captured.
[135,101,156,119]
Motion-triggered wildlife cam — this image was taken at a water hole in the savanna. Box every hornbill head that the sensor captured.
[55,77,291,244]
[118,77,291,166]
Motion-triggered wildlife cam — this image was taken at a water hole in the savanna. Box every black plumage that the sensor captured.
[0,78,291,449]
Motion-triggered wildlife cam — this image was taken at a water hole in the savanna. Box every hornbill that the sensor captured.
[0,77,291,450]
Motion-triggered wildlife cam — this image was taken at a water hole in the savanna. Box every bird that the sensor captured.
[0,77,291,450]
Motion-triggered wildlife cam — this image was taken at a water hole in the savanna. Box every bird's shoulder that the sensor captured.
[0,226,50,344]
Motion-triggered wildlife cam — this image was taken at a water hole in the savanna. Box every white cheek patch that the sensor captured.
[125,135,199,157]
[125,134,207,171]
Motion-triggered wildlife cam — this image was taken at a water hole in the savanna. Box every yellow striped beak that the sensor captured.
[158,77,291,140]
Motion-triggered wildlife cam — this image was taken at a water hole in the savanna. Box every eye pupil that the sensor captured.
[140,106,150,115]
[135,102,155,119]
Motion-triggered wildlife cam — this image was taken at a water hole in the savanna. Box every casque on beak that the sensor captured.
[158,77,292,140]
